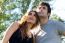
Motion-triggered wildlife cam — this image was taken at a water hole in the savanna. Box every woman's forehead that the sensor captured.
[30,11,36,15]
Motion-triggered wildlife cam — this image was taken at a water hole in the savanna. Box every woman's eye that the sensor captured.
[29,13,32,15]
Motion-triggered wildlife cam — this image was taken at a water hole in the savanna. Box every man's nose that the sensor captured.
[40,8,43,12]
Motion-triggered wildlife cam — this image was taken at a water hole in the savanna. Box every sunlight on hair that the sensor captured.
[19,12,28,24]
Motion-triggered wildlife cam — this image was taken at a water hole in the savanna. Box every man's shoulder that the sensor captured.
[48,20,64,26]
[48,20,62,24]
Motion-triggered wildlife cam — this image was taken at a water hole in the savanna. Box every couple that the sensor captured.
[2,2,65,43]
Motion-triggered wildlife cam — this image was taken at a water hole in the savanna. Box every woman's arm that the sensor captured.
[2,21,20,43]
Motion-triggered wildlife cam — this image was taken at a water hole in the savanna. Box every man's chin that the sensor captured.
[39,16,46,18]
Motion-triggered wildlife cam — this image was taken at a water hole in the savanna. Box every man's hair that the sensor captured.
[39,2,51,13]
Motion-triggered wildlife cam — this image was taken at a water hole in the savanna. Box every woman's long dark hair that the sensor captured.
[18,10,40,43]
[29,11,40,29]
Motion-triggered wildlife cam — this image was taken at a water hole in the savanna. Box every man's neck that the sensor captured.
[40,17,48,25]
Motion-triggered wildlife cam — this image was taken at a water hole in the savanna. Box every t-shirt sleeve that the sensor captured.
[56,21,65,34]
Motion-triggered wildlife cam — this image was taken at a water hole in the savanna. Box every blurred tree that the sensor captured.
[0,0,53,40]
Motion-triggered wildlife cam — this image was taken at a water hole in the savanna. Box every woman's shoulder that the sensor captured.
[10,21,20,27]
[6,21,20,32]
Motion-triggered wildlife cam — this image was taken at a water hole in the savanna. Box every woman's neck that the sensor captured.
[27,23,33,30]
[26,23,33,38]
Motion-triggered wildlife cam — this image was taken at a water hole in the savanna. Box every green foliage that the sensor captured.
[5,3,17,10]
[0,14,12,20]
[0,24,6,33]
[0,0,62,40]
[0,32,4,40]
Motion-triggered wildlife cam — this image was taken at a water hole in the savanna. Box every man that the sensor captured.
[36,2,65,43]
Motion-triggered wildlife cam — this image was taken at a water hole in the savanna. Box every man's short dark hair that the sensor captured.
[39,2,51,13]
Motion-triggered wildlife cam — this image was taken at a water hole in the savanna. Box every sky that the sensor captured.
[51,0,65,21]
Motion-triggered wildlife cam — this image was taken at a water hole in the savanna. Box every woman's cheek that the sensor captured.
[26,17,36,24]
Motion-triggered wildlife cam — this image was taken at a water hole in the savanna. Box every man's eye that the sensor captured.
[39,7,46,9]
[39,7,41,9]
[43,7,46,9]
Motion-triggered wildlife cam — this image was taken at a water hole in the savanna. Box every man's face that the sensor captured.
[37,5,49,18]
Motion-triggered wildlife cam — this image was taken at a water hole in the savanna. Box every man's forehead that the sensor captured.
[38,5,47,8]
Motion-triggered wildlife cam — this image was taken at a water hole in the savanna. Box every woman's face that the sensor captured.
[27,11,36,24]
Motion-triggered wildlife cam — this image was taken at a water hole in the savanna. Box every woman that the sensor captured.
[2,10,40,43]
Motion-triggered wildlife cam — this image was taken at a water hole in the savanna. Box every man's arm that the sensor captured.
[57,21,65,36]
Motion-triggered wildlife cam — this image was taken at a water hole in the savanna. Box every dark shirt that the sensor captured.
[9,28,33,43]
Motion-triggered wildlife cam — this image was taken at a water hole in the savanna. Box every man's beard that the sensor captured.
[37,12,48,19]
[39,16,46,19]
[38,12,45,17]
[39,14,47,18]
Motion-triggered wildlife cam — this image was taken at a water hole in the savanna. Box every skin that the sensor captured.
[36,5,65,35]
[2,21,19,43]
[2,11,37,43]
[27,11,36,24]
[36,5,50,25]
